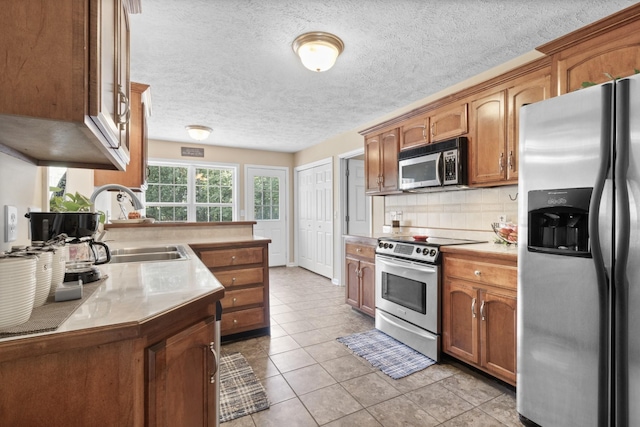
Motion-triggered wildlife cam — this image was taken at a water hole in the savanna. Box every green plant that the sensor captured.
[581,68,640,88]
[49,187,105,223]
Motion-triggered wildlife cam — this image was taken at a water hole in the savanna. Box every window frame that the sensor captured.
[146,158,240,222]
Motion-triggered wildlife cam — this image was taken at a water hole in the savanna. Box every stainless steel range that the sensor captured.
[375,236,484,361]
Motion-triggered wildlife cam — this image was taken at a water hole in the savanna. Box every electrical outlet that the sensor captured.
[5,205,18,242]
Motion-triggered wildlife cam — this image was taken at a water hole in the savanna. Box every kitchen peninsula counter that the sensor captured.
[0,224,268,426]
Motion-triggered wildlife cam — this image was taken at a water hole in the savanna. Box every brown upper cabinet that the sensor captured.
[429,103,468,143]
[469,89,507,186]
[469,67,551,186]
[95,82,151,190]
[400,103,468,150]
[0,0,139,170]
[536,5,640,95]
[400,115,429,150]
[365,128,400,194]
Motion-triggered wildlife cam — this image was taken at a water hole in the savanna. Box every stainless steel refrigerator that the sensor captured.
[517,72,640,427]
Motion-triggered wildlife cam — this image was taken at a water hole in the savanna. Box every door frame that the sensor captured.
[338,148,370,286]
[294,156,333,274]
[244,164,290,266]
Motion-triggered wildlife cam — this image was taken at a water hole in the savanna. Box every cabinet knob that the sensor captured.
[231,256,236,261]
[233,319,238,324]
[474,270,481,276]
[356,248,362,253]
[231,277,236,282]
[232,297,237,305]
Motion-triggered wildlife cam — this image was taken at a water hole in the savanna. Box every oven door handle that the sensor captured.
[376,255,437,273]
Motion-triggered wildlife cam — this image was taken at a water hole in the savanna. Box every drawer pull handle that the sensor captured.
[471,298,476,318]
[474,270,481,276]
[480,300,486,321]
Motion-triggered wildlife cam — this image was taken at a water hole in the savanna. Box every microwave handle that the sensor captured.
[436,152,444,186]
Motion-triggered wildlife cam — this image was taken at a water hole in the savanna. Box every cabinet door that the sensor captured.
[365,134,381,193]
[400,115,429,150]
[469,90,507,185]
[429,103,468,142]
[442,279,479,365]
[117,0,131,153]
[506,74,550,182]
[359,259,376,317]
[380,129,399,192]
[480,289,517,385]
[147,320,217,427]
[345,257,361,309]
[94,82,150,189]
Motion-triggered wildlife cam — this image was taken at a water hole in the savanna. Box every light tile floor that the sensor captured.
[221,267,521,427]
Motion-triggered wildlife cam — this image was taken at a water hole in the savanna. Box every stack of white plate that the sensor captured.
[0,256,37,329]
[33,251,52,307]
[49,245,67,292]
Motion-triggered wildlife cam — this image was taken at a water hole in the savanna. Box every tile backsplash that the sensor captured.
[385,185,518,232]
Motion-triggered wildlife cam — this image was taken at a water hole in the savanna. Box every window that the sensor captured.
[253,176,280,220]
[145,161,237,222]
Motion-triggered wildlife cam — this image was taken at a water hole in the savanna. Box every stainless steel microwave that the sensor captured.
[398,137,467,191]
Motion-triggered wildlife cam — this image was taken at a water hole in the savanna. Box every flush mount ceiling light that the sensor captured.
[185,125,212,141]
[292,31,344,72]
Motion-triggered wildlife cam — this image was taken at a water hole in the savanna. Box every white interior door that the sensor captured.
[296,160,333,279]
[298,167,314,271]
[246,166,287,266]
[346,159,369,235]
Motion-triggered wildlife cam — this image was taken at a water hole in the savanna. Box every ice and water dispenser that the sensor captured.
[528,188,591,257]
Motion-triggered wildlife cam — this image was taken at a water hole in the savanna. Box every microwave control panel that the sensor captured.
[443,149,459,185]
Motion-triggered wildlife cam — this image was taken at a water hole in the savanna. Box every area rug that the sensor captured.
[219,352,270,423]
[337,329,436,379]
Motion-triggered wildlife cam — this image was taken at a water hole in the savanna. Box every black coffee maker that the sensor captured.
[26,212,110,283]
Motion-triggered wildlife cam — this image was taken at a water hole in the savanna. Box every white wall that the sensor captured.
[0,153,43,251]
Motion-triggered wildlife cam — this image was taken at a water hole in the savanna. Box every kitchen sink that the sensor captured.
[109,245,189,264]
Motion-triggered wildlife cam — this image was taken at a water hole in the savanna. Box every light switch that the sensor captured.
[4,205,18,242]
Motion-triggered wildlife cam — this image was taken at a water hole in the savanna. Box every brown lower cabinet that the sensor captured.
[344,236,376,317]
[147,319,218,427]
[442,252,517,385]
[191,240,271,337]
[0,292,222,426]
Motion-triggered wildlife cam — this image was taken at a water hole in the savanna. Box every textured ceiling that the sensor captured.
[129,0,636,153]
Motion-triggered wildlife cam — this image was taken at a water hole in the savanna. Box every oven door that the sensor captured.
[375,254,440,334]
[399,152,442,190]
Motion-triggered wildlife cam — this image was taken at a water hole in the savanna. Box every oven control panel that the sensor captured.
[376,241,439,263]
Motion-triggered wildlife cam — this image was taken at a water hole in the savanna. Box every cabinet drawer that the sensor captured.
[221,287,264,309]
[200,247,263,268]
[346,243,375,260]
[214,267,264,288]
[444,257,516,290]
[221,307,265,334]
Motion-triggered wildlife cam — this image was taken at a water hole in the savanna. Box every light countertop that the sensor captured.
[0,243,225,344]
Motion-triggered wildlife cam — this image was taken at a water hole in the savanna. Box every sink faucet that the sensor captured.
[90,184,144,210]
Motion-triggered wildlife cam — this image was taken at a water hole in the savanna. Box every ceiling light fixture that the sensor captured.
[185,125,212,141]
[292,31,344,72]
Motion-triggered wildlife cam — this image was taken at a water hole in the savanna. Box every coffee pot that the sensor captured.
[65,237,111,283]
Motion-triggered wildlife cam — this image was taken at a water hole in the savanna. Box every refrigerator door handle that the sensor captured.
[587,82,614,427]
[614,77,632,427]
